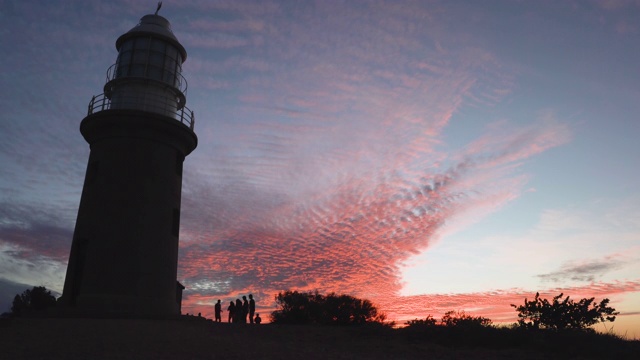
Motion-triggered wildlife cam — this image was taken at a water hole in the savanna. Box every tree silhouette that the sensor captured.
[271,290,385,325]
[11,286,57,316]
[405,315,437,327]
[511,292,619,331]
[270,290,317,324]
[405,311,491,329]
[440,310,492,328]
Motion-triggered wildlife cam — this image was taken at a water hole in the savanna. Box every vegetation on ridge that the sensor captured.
[511,292,619,330]
[9,286,57,317]
[2,287,638,359]
[270,290,387,325]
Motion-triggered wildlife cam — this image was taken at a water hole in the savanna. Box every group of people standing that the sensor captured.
[214,294,261,324]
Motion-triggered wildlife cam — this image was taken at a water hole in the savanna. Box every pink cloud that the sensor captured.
[173,0,575,318]
[176,111,574,322]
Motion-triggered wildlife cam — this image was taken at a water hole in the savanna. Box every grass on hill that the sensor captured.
[1,317,638,359]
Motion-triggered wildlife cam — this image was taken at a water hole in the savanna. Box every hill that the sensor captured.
[1,317,637,359]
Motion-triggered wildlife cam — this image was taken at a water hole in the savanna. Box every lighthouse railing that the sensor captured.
[88,93,195,130]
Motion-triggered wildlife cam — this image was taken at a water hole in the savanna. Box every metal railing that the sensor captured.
[106,63,188,96]
[87,93,195,130]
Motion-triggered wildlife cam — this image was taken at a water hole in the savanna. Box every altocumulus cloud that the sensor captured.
[176,114,571,315]
[154,0,575,315]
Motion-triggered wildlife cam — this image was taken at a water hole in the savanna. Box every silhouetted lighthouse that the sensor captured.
[59,10,197,317]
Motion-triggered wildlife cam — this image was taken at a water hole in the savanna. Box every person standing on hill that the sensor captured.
[227,301,235,323]
[242,296,249,323]
[214,299,222,322]
[248,294,256,324]
[235,298,243,323]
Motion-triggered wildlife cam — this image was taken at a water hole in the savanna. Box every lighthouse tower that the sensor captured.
[59,10,197,317]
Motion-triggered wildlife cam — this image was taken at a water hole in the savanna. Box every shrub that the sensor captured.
[270,290,386,325]
[440,310,493,328]
[11,286,57,316]
[405,315,437,327]
[511,292,619,331]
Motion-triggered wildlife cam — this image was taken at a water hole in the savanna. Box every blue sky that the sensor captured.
[1,0,639,335]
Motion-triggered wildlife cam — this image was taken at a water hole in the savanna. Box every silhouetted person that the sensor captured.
[242,296,249,323]
[249,294,256,324]
[235,298,242,323]
[214,299,222,322]
[254,313,262,324]
[227,301,235,323]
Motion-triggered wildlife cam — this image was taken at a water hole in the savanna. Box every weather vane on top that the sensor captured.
[155,1,162,15]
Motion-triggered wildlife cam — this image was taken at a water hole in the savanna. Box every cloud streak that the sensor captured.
[538,256,629,283]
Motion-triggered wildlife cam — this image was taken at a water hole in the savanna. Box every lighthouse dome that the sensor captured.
[116,14,187,62]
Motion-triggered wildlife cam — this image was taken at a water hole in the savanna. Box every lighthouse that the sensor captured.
[59,9,197,317]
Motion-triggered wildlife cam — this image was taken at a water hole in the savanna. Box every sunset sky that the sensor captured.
[1,0,639,336]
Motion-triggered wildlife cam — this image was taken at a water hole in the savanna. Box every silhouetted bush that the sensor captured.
[401,316,639,356]
[270,290,386,325]
[405,311,491,329]
[405,315,437,327]
[441,310,492,328]
[511,292,619,331]
[403,311,499,348]
[11,286,57,316]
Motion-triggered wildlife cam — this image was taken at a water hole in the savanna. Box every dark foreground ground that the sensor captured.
[1,317,637,359]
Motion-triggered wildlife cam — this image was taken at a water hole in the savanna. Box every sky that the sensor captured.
[1,0,639,336]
